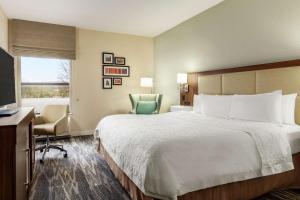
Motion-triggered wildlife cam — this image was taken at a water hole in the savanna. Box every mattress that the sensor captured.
[286,126,300,154]
[98,143,300,200]
[95,111,300,200]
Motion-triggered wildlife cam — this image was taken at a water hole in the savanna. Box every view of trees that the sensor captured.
[21,60,70,98]
[21,85,69,98]
[57,60,70,97]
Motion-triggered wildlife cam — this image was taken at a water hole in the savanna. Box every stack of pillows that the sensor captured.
[193,91,297,125]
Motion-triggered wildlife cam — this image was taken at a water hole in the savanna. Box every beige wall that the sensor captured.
[154,0,300,112]
[0,6,7,50]
[70,29,154,134]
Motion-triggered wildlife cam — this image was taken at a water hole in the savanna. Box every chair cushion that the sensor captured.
[136,101,157,114]
[139,94,157,101]
[42,105,68,123]
[34,123,56,135]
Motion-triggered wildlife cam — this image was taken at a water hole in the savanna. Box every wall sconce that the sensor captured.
[140,77,153,93]
[177,73,188,93]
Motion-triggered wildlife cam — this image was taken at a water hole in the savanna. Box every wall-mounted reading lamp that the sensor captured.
[177,73,188,93]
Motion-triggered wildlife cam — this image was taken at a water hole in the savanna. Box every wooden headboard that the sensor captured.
[181,59,300,124]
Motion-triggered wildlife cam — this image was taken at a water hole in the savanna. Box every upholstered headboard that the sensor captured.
[185,60,300,124]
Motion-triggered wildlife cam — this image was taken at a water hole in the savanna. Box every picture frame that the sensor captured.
[113,78,122,85]
[102,52,114,64]
[115,57,126,65]
[102,77,112,89]
[103,65,130,77]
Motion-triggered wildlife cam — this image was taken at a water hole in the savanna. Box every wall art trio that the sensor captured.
[102,52,130,89]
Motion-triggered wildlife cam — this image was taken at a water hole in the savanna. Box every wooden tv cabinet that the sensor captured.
[0,107,35,200]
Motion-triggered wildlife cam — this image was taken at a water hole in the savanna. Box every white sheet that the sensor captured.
[95,112,296,200]
[286,125,300,154]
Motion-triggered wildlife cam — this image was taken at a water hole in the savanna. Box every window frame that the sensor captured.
[17,56,72,111]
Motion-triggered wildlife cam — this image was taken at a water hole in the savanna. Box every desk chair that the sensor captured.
[34,105,69,163]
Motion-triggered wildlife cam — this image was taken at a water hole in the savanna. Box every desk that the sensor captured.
[0,107,35,200]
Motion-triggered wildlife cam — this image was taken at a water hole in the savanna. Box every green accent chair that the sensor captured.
[129,94,163,114]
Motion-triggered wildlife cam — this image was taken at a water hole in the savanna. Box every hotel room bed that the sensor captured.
[95,111,300,200]
[96,61,300,200]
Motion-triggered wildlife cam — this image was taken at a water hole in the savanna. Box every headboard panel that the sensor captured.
[222,71,256,95]
[198,75,221,95]
[184,59,300,124]
[256,67,300,95]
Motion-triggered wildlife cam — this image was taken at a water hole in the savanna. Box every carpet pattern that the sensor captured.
[30,136,130,200]
[29,136,300,200]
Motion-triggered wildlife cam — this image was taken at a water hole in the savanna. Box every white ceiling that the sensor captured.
[0,0,223,37]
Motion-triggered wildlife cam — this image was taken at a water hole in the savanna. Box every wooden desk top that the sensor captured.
[0,107,34,127]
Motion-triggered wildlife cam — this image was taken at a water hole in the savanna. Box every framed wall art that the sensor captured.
[115,57,126,65]
[103,65,130,77]
[103,77,112,89]
[102,52,114,64]
[113,78,122,85]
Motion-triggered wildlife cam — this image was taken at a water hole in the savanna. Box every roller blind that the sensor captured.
[9,19,76,60]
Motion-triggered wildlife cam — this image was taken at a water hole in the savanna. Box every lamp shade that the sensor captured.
[177,73,187,84]
[140,77,153,87]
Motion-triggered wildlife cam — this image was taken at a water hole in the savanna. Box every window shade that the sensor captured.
[8,19,76,60]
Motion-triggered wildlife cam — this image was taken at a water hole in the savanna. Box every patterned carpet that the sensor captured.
[30,136,130,200]
[29,136,300,200]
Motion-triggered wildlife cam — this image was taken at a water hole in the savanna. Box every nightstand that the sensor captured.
[170,105,193,112]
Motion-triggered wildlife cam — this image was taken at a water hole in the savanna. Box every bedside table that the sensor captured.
[170,105,193,112]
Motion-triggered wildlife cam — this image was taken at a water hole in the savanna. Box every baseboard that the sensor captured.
[35,130,94,142]
[70,130,94,136]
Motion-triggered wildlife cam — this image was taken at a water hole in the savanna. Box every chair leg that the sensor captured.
[40,146,48,164]
[38,135,68,164]
[48,145,67,153]
[35,145,46,152]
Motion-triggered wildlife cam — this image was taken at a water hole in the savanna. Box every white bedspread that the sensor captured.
[95,111,294,200]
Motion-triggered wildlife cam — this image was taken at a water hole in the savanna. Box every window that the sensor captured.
[21,57,70,112]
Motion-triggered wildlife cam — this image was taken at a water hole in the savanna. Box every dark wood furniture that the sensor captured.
[0,107,35,200]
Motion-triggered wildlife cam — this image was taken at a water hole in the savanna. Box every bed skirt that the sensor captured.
[97,139,300,200]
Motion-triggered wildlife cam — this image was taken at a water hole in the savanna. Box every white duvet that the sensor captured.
[95,111,295,200]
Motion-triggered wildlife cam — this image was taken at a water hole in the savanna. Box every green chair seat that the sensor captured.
[136,101,157,114]
[129,94,163,114]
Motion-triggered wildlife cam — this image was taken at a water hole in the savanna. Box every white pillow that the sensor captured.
[193,94,203,114]
[230,91,282,124]
[282,93,297,125]
[202,94,233,118]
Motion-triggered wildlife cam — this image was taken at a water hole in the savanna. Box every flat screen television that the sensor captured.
[0,48,18,116]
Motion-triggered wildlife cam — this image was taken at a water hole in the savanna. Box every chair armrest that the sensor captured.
[129,110,136,114]
[155,94,163,114]
[53,115,68,135]
[34,115,44,125]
